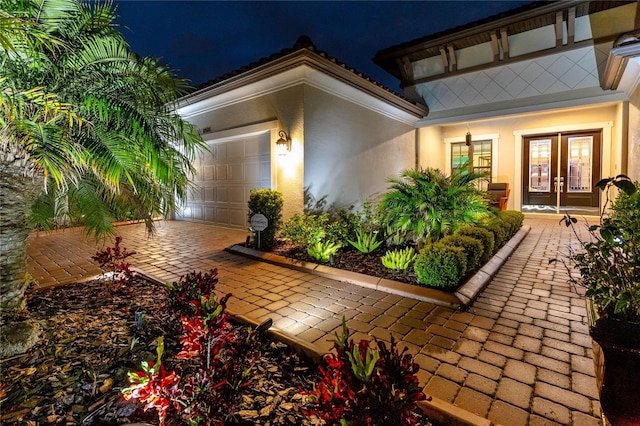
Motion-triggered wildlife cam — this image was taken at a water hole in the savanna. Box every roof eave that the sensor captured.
[373,0,585,70]
[176,47,427,119]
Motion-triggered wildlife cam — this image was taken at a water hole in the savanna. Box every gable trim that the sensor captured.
[176,49,427,122]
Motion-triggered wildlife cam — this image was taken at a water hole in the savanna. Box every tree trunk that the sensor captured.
[0,146,43,358]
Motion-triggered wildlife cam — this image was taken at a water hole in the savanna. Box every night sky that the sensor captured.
[113,1,535,91]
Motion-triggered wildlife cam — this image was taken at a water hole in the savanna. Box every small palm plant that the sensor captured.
[379,166,491,245]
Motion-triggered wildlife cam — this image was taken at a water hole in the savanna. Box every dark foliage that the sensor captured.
[306,319,427,425]
[164,269,220,315]
[91,236,136,286]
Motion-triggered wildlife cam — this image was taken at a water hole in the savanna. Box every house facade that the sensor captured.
[175,1,640,229]
[375,0,640,215]
[174,37,426,228]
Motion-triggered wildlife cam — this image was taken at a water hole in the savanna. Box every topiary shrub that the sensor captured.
[482,218,507,251]
[248,189,283,249]
[414,243,467,288]
[439,234,483,272]
[498,210,524,238]
[455,225,494,263]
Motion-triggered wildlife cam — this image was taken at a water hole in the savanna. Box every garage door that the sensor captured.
[177,132,271,229]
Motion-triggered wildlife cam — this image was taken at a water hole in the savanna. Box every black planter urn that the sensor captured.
[587,300,640,426]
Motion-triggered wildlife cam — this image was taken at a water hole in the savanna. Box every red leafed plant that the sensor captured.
[306,318,426,425]
[164,269,219,314]
[125,269,268,425]
[123,337,180,426]
[92,236,136,286]
[172,290,265,424]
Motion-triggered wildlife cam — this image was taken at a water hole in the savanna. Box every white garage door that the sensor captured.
[177,132,271,229]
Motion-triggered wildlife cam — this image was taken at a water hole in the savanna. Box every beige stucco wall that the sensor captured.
[628,86,640,182]
[181,81,421,221]
[178,86,305,221]
[418,103,621,210]
[303,85,416,209]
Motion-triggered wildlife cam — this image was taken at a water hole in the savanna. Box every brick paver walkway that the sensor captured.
[26,217,601,425]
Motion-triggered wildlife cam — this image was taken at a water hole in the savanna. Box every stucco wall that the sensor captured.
[629,87,640,182]
[418,104,620,210]
[188,96,277,134]
[302,85,416,209]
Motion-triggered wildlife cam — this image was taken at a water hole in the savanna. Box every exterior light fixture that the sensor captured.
[465,123,472,147]
[276,130,291,155]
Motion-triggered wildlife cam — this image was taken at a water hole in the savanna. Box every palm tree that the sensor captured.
[379,166,491,245]
[0,0,205,357]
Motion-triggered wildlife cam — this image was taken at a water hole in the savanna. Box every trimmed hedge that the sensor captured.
[439,234,483,272]
[482,218,507,250]
[455,225,494,263]
[414,243,467,288]
[498,210,524,238]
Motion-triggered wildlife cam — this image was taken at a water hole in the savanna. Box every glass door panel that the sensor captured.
[567,136,593,193]
[528,139,551,192]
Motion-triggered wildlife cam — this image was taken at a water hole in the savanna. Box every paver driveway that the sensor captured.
[26,217,601,425]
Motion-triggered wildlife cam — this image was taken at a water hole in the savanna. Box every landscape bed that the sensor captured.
[0,273,435,425]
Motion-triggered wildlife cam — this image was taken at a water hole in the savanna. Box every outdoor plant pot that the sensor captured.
[587,299,640,426]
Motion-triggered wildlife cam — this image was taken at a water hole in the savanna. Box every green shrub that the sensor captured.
[378,166,491,245]
[455,225,494,263]
[610,180,640,235]
[279,213,348,247]
[482,218,507,250]
[381,247,417,270]
[348,229,383,253]
[439,234,483,272]
[414,243,467,288]
[498,210,524,238]
[307,240,341,262]
[248,189,283,249]
[280,213,327,246]
[327,208,359,245]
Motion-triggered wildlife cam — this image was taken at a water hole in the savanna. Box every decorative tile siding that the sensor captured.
[416,46,602,113]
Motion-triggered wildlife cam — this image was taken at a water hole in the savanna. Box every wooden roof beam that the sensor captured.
[567,7,576,45]
[439,47,449,72]
[394,56,414,86]
[500,28,509,60]
[555,10,564,47]
[490,32,500,61]
[447,45,457,72]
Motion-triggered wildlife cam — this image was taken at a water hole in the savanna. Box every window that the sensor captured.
[451,140,492,188]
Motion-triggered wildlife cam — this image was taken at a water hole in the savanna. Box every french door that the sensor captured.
[522,131,601,212]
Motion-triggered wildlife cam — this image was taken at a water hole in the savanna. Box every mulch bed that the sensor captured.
[269,240,420,285]
[0,277,321,425]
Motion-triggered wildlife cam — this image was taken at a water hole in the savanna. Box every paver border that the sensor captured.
[226,225,530,309]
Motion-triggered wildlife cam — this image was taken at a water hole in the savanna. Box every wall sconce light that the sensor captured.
[465,124,472,147]
[276,130,291,155]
